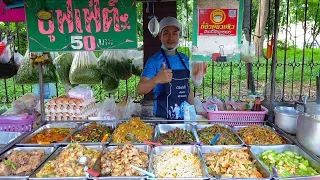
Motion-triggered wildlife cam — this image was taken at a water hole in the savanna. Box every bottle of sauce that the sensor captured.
[252,95,262,111]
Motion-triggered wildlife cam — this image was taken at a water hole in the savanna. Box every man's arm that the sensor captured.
[137,62,172,95]
[136,77,158,95]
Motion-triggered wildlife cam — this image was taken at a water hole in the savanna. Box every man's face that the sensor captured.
[159,26,179,50]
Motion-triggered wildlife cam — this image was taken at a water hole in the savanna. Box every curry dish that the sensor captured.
[112,117,154,143]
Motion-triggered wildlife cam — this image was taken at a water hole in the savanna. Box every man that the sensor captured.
[136,16,194,120]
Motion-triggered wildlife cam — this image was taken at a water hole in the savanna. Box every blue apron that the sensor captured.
[155,49,190,120]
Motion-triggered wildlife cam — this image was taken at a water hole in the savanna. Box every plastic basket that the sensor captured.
[0,114,36,132]
[203,102,268,126]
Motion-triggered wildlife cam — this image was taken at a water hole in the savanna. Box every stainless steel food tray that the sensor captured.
[152,124,199,145]
[90,145,152,180]
[148,145,208,180]
[195,124,244,145]
[200,145,271,180]
[0,146,57,180]
[250,145,320,180]
[0,132,23,146]
[110,123,156,145]
[29,144,104,180]
[64,122,116,145]
[17,122,81,146]
[233,125,293,146]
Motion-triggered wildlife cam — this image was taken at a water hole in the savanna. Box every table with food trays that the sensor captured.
[0,118,318,180]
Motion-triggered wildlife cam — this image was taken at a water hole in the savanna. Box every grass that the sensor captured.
[0,48,319,103]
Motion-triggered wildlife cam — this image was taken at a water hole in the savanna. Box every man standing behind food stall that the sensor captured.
[136,16,194,120]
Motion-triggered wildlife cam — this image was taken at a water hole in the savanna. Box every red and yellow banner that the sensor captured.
[198,8,238,36]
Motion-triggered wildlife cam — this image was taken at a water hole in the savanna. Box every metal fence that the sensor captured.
[0,0,319,104]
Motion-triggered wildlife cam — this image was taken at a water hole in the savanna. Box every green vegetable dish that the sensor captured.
[156,127,196,145]
[258,150,319,178]
[197,124,241,145]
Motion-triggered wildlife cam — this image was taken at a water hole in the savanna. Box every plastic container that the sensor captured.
[203,102,268,126]
[0,114,36,132]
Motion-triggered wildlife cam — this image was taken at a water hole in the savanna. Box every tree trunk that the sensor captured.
[254,0,269,57]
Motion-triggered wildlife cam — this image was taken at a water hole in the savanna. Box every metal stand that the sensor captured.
[38,63,45,122]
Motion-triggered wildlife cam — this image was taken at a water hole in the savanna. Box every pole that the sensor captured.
[244,0,255,93]
[38,63,45,121]
[268,0,280,122]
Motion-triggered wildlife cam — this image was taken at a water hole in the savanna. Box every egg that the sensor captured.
[67,117,70,121]
[54,105,58,110]
[69,99,75,104]
[69,113,73,116]
[66,105,70,110]
[49,99,56,105]
[79,107,83,111]
[63,112,68,116]
[56,99,62,104]
[73,106,77,110]
[62,99,68,104]
[75,100,81,105]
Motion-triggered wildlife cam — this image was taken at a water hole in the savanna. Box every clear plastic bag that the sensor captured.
[131,50,143,76]
[12,94,40,114]
[117,97,135,120]
[53,53,76,90]
[15,51,58,84]
[67,85,94,100]
[240,38,255,63]
[194,97,206,114]
[13,51,23,68]
[98,50,132,80]
[0,37,11,64]
[0,104,8,115]
[102,75,119,92]
[191,61,208,87]
[69,51,101,84]
[100,97,120,121]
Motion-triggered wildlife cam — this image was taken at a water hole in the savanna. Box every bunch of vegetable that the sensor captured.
[53,53,76,89]
[15,51,58,84]
[157,127,195,145]
[197,124,240,145]
[98,50,132,80]
[259,150,319,177]
[69,51,101,84]
[70,123,113,142]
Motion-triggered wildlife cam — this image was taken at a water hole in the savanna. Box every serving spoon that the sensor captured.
[78,156,100,177]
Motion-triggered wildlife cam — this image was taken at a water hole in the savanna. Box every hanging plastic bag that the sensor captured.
[13,51,23,68]
[53,53,76,90]
[69,51,101,84]
[15,51,58,84]
[0,37,11,64]
[131,50,144,76]
[240,38,255,63]
[191,61,208,87]
[98,50,132,80]
[12,94,40,114]
[102,75,120,92]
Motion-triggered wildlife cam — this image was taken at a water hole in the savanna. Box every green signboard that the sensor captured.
[25,0,137,52]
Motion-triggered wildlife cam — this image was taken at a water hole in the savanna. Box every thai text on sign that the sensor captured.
[198,8,238,36]
[25,0,137,52]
